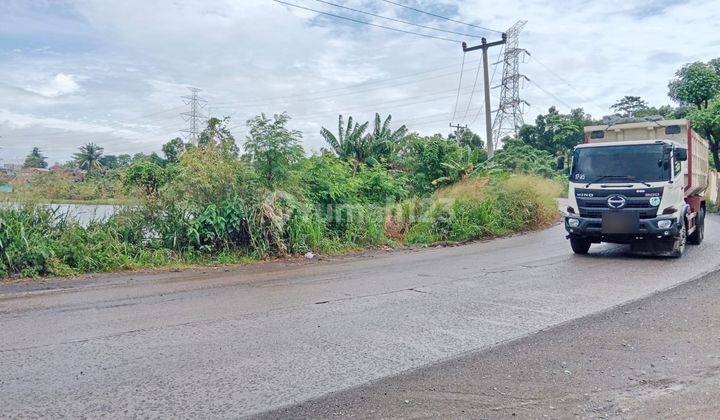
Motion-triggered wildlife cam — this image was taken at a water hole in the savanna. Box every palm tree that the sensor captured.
[73,143,104,174]
[364,113,406,165]
[321,113,407,165]
[320,115,369,161]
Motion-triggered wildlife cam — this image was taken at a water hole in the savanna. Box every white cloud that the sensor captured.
[24,73,81,98]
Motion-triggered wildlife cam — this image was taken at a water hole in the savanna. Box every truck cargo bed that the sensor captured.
[583,119,709,196]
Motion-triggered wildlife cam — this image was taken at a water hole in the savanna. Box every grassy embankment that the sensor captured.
[0,175,560,279]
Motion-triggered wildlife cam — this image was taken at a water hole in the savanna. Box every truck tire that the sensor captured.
[688,207,705,245]
[570,237,591,254]
[670,223,687,258]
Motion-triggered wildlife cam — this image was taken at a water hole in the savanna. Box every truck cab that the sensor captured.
[565,119,708,257]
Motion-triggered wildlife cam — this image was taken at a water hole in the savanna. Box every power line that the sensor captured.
[310,0,484,39]
[223,83,490,132]
[271,0,463,43]
[527,54,591,102]
[379,0,503,34]
[6,59,484,143]
[225,87,465,129]
[450,52,466,123]
[213,67,469,109]
[469,45,503,126]
[213,61,480,108]
[526,78,576,110]
[461,58,482,124]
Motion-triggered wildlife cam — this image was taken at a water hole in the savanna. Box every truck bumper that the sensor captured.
[564,214,679,244]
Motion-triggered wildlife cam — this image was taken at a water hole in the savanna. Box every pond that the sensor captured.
[2,202,122,227]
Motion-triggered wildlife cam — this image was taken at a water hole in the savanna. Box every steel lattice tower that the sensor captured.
[492,21,528,149]
[180,87,207,144]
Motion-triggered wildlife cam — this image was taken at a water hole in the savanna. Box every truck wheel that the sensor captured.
[688,207,705,245]
[670,224,687,258]
[570,237,591,254]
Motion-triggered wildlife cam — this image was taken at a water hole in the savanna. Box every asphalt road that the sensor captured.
[262,262,720,419]
[1,219,719,418]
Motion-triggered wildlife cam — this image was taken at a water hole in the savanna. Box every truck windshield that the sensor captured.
[570,144,670,183]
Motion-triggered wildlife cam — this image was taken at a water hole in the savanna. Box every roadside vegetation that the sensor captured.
[0,112,563,279]
[2,57,720,278]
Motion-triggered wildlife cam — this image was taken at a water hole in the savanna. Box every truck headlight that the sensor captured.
[567,218,580,228]
[657,219,673,229]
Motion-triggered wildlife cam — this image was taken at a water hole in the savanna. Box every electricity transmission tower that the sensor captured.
[180,87,207,144]
[491,20,528,149]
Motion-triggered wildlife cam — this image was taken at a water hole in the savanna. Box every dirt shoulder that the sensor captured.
[258,269,720,419]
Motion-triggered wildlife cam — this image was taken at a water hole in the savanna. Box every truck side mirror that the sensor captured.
[674,148,688,162]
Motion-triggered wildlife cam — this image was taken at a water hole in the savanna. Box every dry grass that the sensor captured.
[433,177,490,201]
[500,174,562,228]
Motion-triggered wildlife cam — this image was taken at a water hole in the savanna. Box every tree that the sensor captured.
[708,57,720,75]
[668,62,720,109]
[244,113,304,188]
[99,154,128,170]
[320,113,406,165]
[198,117,239,157]
[610,96,648,117]
[518,107,590,156]
[320,115,369,161]
[367,113,407,164]
[117,154,132,167]
[448,129,484,148]
[688,100,720,171]
[130,152,165,166]
[634,104,676,118]
[162,137,187,163]
[483,138,558,177]
[124,161,166,195]
[73,143,104,174]
[23,147,48,169]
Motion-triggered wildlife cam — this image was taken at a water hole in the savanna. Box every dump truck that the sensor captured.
[564,118,709,257]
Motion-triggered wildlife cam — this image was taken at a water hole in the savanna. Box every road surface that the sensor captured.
[1,219,719,417]
[262,265,720,419]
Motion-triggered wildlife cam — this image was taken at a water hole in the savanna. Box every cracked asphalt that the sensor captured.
[1,219,719,418]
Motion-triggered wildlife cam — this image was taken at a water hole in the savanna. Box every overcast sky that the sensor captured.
[1,0,719,164]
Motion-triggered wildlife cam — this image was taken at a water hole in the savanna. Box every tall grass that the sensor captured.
[401,175,560,244]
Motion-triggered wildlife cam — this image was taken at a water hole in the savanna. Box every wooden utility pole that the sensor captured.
[449,123,467,144]
[462,34,506,158]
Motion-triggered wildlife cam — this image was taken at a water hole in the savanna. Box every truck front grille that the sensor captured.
[574,188,662,219]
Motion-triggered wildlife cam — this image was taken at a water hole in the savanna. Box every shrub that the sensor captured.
[160,145,257,209]
[397,134,466,195]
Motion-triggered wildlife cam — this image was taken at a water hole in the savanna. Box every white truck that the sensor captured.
[564,118,709,257]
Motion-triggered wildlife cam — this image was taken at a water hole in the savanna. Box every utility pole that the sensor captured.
[462,34,506,158]
[180,87,207,144]
[449,123,467,144]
